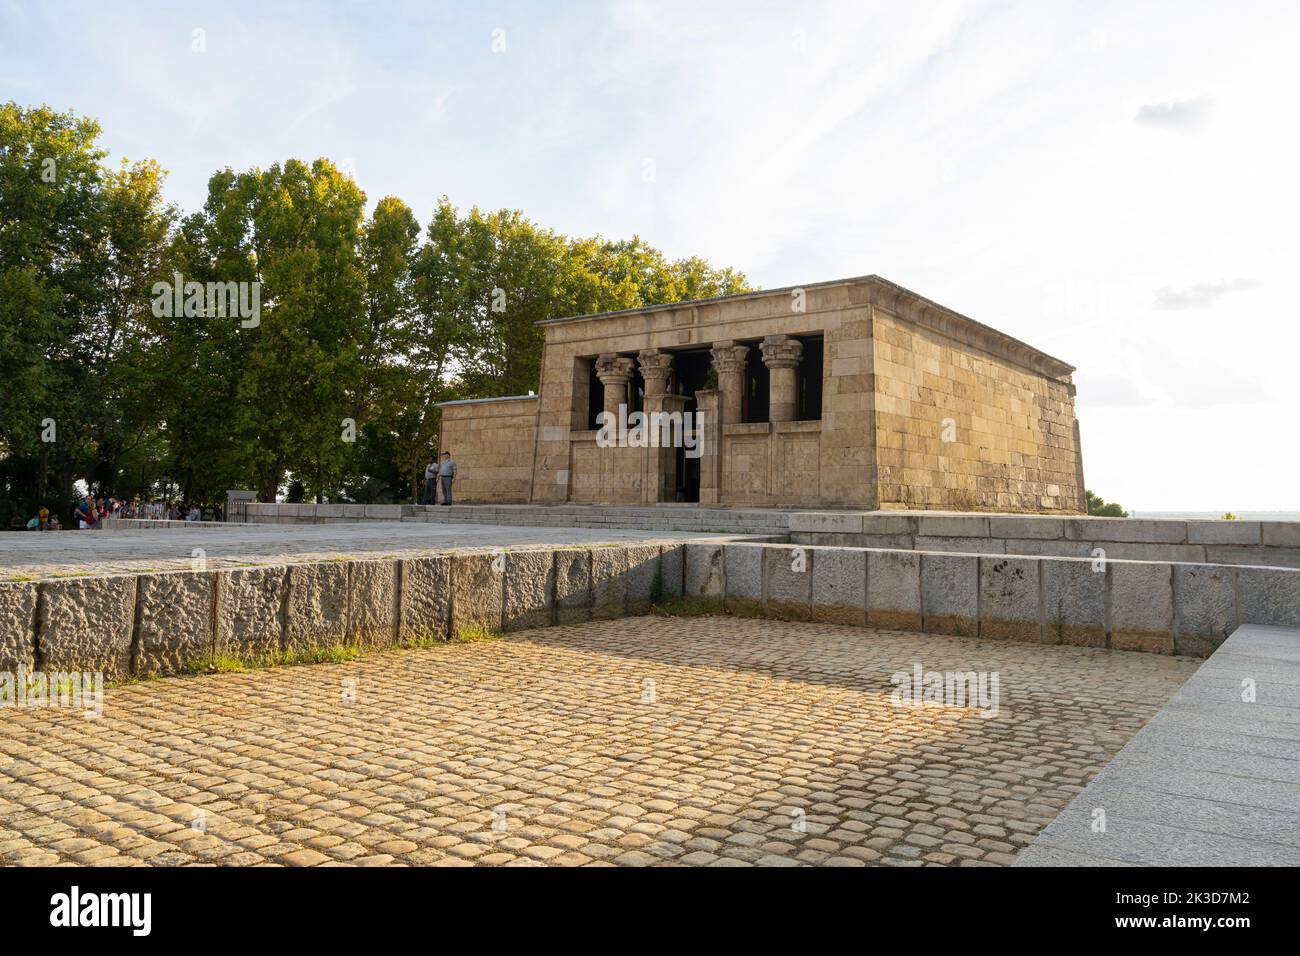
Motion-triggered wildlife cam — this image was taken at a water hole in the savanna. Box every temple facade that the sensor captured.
[437,275,1086,513]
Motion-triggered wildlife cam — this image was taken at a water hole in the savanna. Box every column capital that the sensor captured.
[595,353,636,386]
[760,334,803,370]
[637,349,674,395]
[709,341,749,375]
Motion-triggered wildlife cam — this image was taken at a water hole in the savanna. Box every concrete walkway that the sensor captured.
[0,522,759,578]
[1016,623,1300,866]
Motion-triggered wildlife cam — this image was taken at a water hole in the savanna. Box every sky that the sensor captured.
[3,0,1297,512]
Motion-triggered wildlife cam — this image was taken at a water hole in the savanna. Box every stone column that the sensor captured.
[709,340,749,425]
[637,349,675,503]
[694,389,720,505]
[594,354,635,418]
[760,335,803,423]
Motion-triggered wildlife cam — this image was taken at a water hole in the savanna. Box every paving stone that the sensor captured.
[0,615,1193,867]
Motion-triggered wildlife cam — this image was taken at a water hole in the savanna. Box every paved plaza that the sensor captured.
[0,522,744,579]
[0,616,1196,867]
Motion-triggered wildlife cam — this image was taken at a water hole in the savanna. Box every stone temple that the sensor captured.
[439,274,1086,513]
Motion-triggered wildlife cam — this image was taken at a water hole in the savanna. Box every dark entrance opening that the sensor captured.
[742,344,769,423]
[795,334,824,421]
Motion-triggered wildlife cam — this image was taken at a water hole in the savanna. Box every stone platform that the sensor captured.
[0,521,760,580]
[1017,624,1300,866]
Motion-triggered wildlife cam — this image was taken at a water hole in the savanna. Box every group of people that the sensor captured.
[421,450,457,506]
[10,497,220,531]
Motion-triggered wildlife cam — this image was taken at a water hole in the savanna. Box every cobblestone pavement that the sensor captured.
[0,522,744,579]
[0,617,1197,867]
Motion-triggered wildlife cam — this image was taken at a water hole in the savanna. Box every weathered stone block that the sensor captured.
[659,544,685,599]
[555,549,592,624]
[136,571,214,675]
[764,545,812,618]
[979,557,1041,641]
[38,575,136,679]
[1174,564,1237,656]
[591,547,627,620]
[811,547,866,625]
[1186,521,1261,546]
[989,516,1064,540]
[917,515,988,538]
[788,512,864,534]
[215,566,286,662]
[915,536,1005,555]
[451,551,504,635]
[349,559,398,648]
[867,550,921,630]
[1066,518,1185,544]
[625,545,662,613]
[285,561,348,653]
[920,553,978,637]
[503,549,554,632]
[400,555,450,643]
[1235,567,1300,630]
[1110,562,1173,654]
[1041,559,1105,646]
[724,544,764,610]
[0,581,38,672]
[685,543,724,597]
[1262,522,1300,548]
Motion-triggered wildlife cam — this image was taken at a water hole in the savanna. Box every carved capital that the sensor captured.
[637,349,674,393]
[760,335,803,370]
[595,353,636,386]
[709,341,749,376]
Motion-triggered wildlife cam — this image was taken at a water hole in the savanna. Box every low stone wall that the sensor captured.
[0,542,688,680]
[683,542,1300,657]
[8,538,1297,681]
[790,512,1300,569]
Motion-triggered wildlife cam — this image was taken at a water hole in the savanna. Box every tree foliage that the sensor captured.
[1085,489,1129,518]
[0,102,752,520]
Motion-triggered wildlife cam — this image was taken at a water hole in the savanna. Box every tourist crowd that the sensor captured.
[8,498,224,531]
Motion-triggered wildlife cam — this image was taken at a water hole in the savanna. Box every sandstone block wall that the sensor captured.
[871,309,1083,513]
[436,396,539,503]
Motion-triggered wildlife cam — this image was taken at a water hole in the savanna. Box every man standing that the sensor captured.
[438,450,457,506]
[422,455,438,505]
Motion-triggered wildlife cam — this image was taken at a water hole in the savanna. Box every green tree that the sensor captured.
[1085,490,1129,518]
